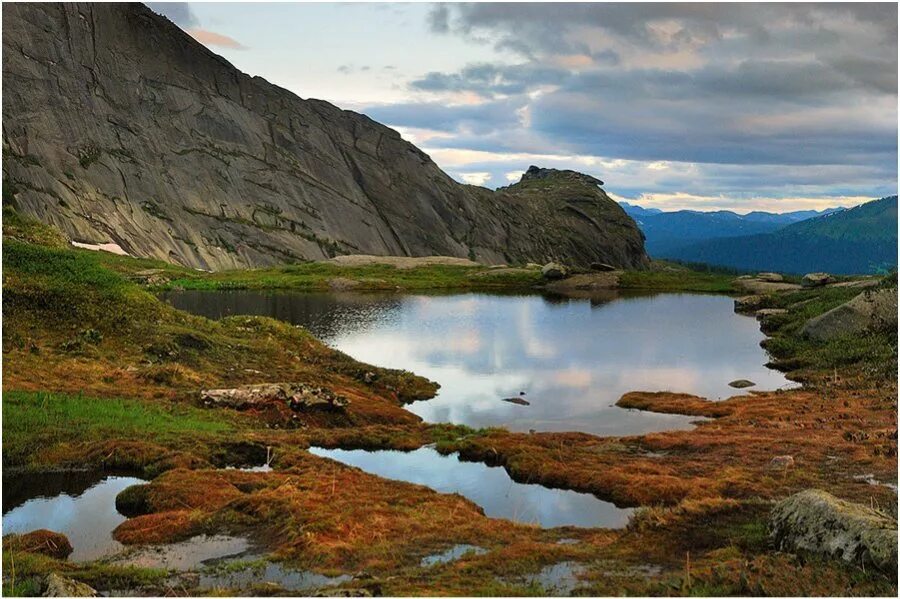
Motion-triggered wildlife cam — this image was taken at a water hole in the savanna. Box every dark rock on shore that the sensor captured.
[728,379,756,389]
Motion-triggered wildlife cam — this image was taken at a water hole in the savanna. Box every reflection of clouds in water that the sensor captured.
[166,290,792,436]
[310,447,632,528]
[3,476,144,562]
[333,293,790,435]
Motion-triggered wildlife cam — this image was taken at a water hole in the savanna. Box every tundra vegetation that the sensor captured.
[2,207,896,596]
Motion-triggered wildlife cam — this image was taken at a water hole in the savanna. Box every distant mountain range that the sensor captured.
[623,196,897,275]
[619,202,843,256]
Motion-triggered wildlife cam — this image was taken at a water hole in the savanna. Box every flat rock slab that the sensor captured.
[201,383,349,411]
[770,489,898,574]
[734,278,802,294]
[502,397,530,406]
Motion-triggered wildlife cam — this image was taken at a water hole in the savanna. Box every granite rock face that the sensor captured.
[2,3,649,271]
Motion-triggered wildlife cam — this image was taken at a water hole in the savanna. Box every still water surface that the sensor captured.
[310,446,632,528]
[164,290,792,436]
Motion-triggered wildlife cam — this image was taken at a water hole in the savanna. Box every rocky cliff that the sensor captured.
[2,3,649,271]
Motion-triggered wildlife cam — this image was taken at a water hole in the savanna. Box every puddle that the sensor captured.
[310,447,632,528]
[111,535,252,570]
[197,559,351,592]
[521,561,586,594]
[421,544,487,567]
[2,472,145,562]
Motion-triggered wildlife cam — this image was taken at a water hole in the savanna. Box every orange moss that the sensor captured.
[113,510,200,544]
[617,391,733,418]
[3,529,73,559]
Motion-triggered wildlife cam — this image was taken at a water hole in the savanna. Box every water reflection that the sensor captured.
[309,447,633,529]
[164,290,792,436]
[2,473,145,562]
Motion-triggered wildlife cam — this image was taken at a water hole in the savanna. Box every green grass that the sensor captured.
[3,391,236,466]
[158,262,543,292]
[618,268,737,293]
[757,279,898,379]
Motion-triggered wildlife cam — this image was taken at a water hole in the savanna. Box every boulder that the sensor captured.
[801,272,835,287]
[4,530,73,559]
[800,287,898,342]
[44,573,97,597]
[541,263,569,280]
[770,489,897,574]
[590,262,616,272]
[201,383,349,411]
[734,295,766,314]
[757,272,784,282]
[728,379,756,389]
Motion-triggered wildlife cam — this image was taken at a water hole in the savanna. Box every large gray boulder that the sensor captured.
[802,272,835,287]
[2,4,649,272]
[541,263,569,280]
[770,489,897,574]
[800,287,897,341]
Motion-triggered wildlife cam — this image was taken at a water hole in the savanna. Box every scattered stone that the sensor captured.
[590,262,616,272]
[801,272,835,287]
[362,371,378,385]
[502,397,531,406]
[757,272,784,282]
[769,455,795,469]
[44,572,97,597]
[800,287,898,342]
[728,379,756,389]
[201,383,349,411]
[770,489,898,574]
[541,262,569,280]
[5,530,73,559]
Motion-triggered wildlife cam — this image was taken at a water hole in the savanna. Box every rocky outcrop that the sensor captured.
[201,383,349,411]
[770,489,897,574]
[2,3,649,271]
[801,287,898,341]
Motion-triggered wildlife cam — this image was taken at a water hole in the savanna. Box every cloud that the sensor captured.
[147,3,247,50]
[186,28,247,50]
[146,2,198,28]
[457,172,492,186]
[360,3,898,209]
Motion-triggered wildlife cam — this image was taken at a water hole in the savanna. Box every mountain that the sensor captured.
[618,203,842,257]
[669,196,898,274]
[1,3,648,271]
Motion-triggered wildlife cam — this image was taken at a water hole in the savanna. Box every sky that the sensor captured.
[146,2,898,213]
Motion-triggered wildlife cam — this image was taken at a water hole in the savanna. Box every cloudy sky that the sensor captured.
[147,2,897,213]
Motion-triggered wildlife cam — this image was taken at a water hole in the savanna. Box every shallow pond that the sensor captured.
[166,290,792,436]
[2,471,145,562]
[309,447,633,528]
